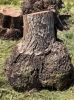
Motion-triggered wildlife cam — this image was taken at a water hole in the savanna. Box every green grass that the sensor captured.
[57,25,74,65]
[0,0,22,10]
[0,26,74,100]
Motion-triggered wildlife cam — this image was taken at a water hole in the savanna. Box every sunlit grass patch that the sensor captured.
[0,40,18,74]
[57,25,74,65]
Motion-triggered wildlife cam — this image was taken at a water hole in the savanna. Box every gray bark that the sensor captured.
[18,11,55,55]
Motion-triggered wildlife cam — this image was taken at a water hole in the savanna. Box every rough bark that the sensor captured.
[22,11,55,55]
[4,11,74,91]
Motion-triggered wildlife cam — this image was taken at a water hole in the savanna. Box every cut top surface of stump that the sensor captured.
[0,7,21,17]
[26,10,53,15]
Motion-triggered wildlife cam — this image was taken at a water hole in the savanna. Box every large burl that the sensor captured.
[4,10,74,91]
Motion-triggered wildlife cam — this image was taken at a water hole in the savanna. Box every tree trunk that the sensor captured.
[19,11,55,55]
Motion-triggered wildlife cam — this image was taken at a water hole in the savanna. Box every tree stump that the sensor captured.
[22,11,55,55]
[4,11,74,91]
[0,28,22,40]
[0,7,23,40]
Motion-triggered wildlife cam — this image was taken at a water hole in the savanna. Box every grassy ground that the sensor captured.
[57,26,74,65]
[0,2,74,100]
[0,24,74,100]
